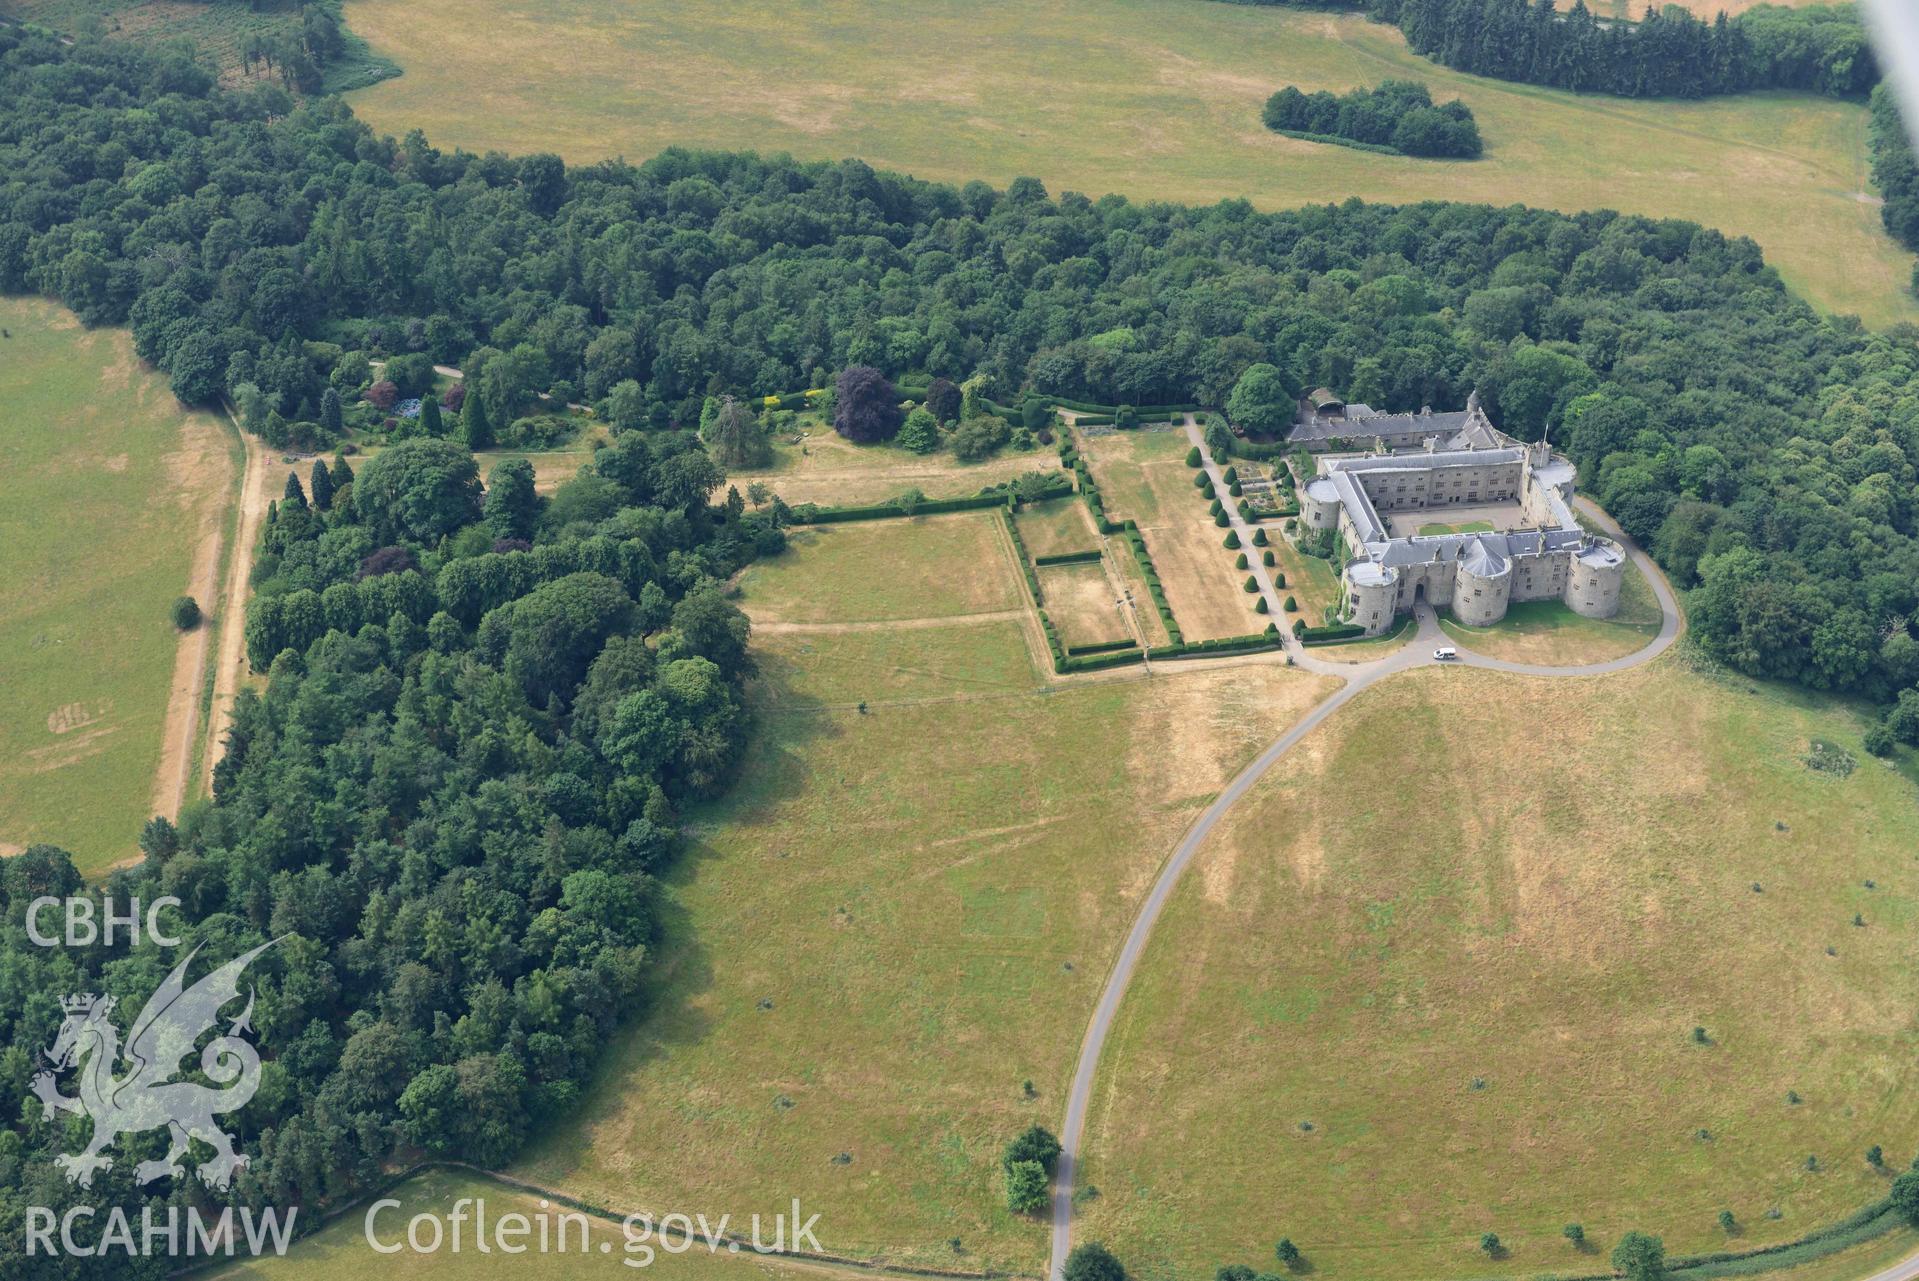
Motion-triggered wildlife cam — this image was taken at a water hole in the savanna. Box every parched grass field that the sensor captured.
[337,0,1915,326]
[512,527,1340,1271]
[733,515,1023,625]
[729,426,1060,510]
[1036,561,1133,650]
[0,299,233,874]
[1078,430,1263,641]
[1012,497,1100,561]
[1438,557,1665,665]
[1075,659,1919,1281]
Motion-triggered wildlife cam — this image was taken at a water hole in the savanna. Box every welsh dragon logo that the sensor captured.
[33,939,278,1190]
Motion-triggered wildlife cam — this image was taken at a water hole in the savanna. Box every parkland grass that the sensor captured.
[334,0,1915,326]
[733,514,1024,625]
[1075,659,1919,1281]
[511,528,1339,1271]
[0,299,233,874]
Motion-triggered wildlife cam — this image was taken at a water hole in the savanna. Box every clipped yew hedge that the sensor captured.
[1298,622,1366,645]
[1147,632,1285,660]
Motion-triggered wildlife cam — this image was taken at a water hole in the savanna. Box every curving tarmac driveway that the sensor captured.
[1047,417,1693,1280]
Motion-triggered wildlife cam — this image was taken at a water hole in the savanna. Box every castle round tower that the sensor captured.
[1452,540,1512,626]
[1344,561,1399,636]
[1565,539,1627,618]
[1301,477,1341,531]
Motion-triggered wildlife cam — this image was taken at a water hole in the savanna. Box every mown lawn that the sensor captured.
[0,299,232,874]
[510,541,1339,1271]
[336,0,1915,326]
[1076,659,1919,1281]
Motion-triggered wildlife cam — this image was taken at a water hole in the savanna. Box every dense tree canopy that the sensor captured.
[1263,80,1481,158]
[1236,0,1877,101]
[6,22,1919,718]
[1394,0,1875,100]
[3,414,778,1267]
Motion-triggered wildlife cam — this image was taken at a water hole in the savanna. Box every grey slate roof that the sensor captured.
[1289,408,1471,446]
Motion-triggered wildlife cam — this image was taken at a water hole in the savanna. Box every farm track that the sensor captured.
[198,422,275,795]
[143,408,242,839]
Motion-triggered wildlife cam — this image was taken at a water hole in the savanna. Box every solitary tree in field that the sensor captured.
[1062,1243,1124,1281]
[1611,1231,1665,1281]
[1562,1223,1584,1247]
[1002,1125,1062,1175]
[1275,1239,1302,1268]
[834,365,904,442]
[1717,1210,1736,1234]
[170,596,201,630]
[1479,1233,1501,1258]
[1005,1159,1048,1214]
[1869,1145,1885,1169]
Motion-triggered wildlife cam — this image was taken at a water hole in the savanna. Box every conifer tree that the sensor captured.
[462,387,494,450]
[310,458,334,510]
[319,386,343,434]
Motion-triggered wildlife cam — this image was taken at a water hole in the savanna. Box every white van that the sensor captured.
[1433,647,1458,661]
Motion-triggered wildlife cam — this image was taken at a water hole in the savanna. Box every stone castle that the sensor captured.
[1295,391,1626,636]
